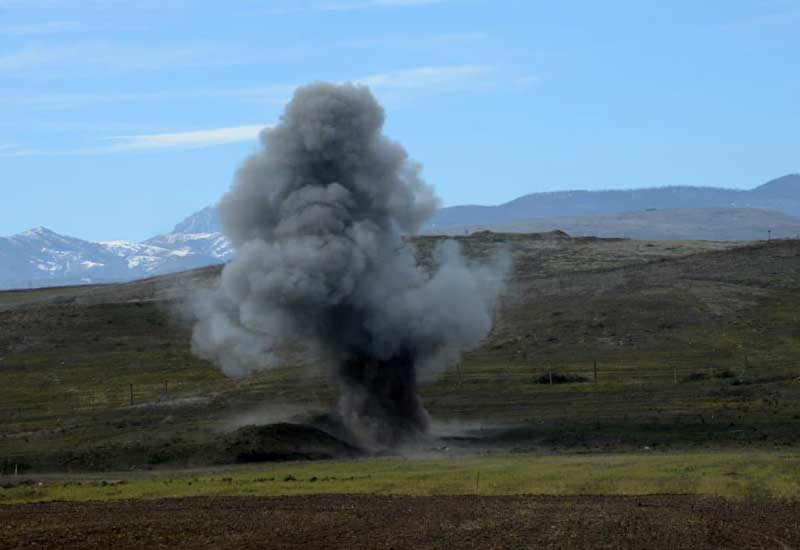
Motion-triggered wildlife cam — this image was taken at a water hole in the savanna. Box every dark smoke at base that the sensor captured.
[191,82,507,449]
[336,350,430,448]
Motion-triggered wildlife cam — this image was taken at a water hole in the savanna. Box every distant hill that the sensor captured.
[153,174,800,234]
[427,208,800,241]
[427,174,800,228]
[2,174,799,289]
[5,233,800,471]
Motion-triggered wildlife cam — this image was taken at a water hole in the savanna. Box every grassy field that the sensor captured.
[2,451,799,504]
[1,233,799,472]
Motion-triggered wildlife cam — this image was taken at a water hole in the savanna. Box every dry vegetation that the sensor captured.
[1,232,799,473]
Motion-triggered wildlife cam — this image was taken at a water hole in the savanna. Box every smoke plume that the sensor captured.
[192,82,505,448]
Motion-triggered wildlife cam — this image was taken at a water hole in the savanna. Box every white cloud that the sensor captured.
[239,0,451,16]
[2,64,502,156]
[375,0,444,4]
[0,42,257,77]
[101,125,269,152]
[0,145,43,157]
[725,9,800,29]
[335,31,486,50]
[0,47,60,72]
[0,124,269,157]
[0,86,293,109]
[315,0,446,11]
[0,20,82,36]
[1,65,493,109]
[356,65,494,91]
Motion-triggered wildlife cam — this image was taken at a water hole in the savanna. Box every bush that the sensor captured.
[534,372,589,384]
[680,372,710,383]
[714,369,736,379]
[680,369,737,383]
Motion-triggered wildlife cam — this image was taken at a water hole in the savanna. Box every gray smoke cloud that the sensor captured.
[192,82,506,448]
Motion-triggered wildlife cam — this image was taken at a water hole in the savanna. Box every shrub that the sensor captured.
[680,372,710,383]
[533,372,589,384]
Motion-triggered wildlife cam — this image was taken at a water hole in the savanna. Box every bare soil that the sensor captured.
[2,494,799,549]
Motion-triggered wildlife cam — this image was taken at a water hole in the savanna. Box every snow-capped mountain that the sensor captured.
[3,174,799,290]
[144,231,231,261]
[171,206,222,234]
[0,227,133,288]
[0,218,234,290]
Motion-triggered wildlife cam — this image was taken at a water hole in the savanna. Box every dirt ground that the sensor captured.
[2,494,798,549]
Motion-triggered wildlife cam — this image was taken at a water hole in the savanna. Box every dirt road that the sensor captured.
[2,494,798,549]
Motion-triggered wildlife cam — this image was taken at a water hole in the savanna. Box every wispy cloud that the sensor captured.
[243,0,450,13]
[375,0,444,4]
[101,125,269,152]
[0,42,257,77]
[2,64,506,156]
[0,86,293,109]
[1,65,494,109]
[0,20,81,36]
[356,65,494,91]
[316,0,447,10]
[719,2,800,30]
[336,31,486,50]
[0,145,42,157]
[0,124,269,157]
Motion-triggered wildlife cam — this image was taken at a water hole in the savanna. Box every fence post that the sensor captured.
[549,371,553,385]
[673,366,678,385]
[163,380,169,400]
[129,384,133,406]
[593,360,598,383]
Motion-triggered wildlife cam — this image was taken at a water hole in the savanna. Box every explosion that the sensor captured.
[192,82,505,448]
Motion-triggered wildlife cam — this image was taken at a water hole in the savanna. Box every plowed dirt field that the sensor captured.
[2,494,798,549]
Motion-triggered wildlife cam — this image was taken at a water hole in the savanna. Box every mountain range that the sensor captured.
[0,224,234,290]
[427,173,800,227]
[427,208,800,241]
[1,174,799,290]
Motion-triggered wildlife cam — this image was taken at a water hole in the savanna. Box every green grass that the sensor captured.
[2,451,799,504]
[2,237,800,473]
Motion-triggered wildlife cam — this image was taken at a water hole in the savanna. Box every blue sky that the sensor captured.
[1,0,798,241]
